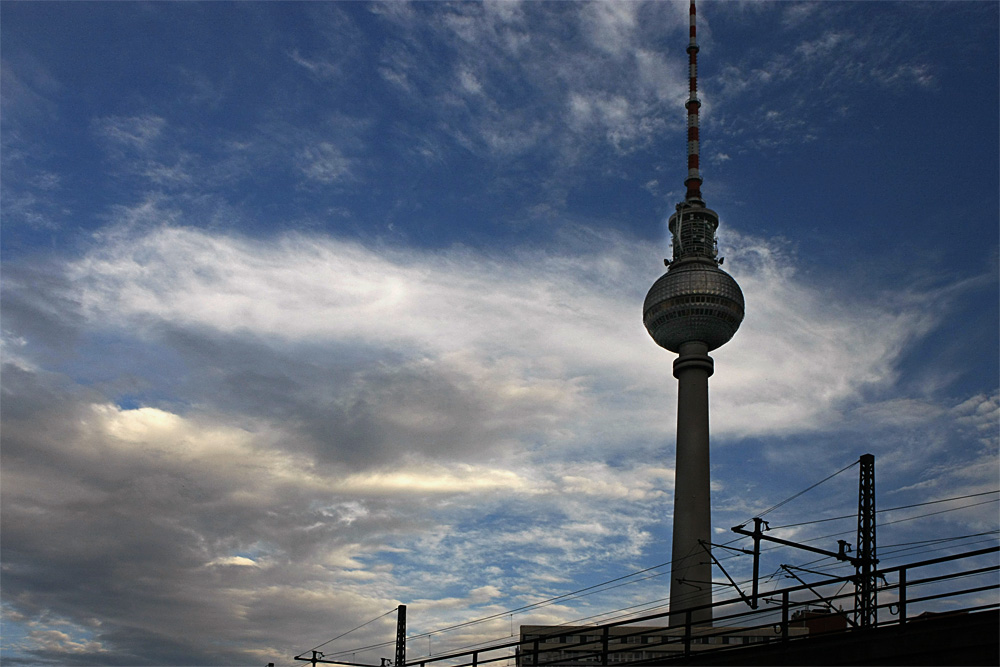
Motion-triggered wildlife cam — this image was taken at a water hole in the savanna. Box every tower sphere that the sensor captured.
[643,259,744,353]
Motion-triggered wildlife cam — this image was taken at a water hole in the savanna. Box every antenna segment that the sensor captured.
[685,0,703,204]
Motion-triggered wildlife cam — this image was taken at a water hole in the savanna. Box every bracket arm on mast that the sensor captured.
[699,540,756,609]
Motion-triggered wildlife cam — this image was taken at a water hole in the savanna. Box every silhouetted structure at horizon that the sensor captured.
[642,0,744,627]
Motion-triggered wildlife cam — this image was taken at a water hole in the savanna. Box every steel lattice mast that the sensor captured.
[855,455,878,628]
[642,0,745,627]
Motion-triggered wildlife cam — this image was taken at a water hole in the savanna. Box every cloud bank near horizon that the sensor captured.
[3,218,995,664]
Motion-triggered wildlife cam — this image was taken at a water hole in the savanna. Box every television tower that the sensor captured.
[642,0,745,627]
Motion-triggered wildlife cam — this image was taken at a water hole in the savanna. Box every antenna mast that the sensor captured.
[685,0,703,205]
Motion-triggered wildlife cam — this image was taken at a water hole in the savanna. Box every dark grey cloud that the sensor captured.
[1,261,85,357]
[0,361,419,664]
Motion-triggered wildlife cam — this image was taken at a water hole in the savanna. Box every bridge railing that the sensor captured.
[404,546,998,667]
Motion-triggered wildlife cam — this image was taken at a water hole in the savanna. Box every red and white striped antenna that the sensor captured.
[684,0,703,205]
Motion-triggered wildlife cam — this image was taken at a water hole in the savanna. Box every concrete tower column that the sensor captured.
[643,0,743,632]
[669,341,714,626]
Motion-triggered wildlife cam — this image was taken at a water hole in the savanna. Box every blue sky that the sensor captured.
[1,1,998,665]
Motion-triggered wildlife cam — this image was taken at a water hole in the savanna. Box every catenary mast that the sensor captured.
[642,0,745,627]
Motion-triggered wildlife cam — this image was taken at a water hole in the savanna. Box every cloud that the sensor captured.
[208,555,261,568]
[707,7,939,153]
[298,141,353,183]
[3,220,994,664]
[579,1,640,59]
[367,0,688,163]
[289,49,342,79]
[2,2,995,664]
[93,114,167,152]
[20,221,968,462]
[1,62,69,230]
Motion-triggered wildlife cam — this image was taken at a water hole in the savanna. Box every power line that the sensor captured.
[333,554,736,661]
[327,559,679,659]
[879,497,999,527]
[744,459,858,523]
[727,495,1000,559]
[301,607,399,657]
[879,530,1000,554]
[321,490,999,660]
[877,535,1000,565]
[715,504,1000,585]
[768,489,1000,530]
[878,489,998,514]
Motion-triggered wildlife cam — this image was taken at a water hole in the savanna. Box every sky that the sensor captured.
[1,1,998,665]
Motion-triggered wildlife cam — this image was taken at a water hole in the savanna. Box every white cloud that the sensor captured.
[4,220,993,667]
[289,49,342,79]
[64,224,950,450]
[333,465,533,496]
[580,1,639,59]
[93,114,166,152]
[25,629,106,656]
[795,32,846,60]
[208,556,260,567]
[298,141,353,183]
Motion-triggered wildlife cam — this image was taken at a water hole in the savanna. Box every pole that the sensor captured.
[855,454,877,628]
[395,605,406,667]
[751,517,763,607]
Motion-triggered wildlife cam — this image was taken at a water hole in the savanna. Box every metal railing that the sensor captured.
[403,546,998,667]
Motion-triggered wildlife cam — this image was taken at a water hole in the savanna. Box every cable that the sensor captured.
[326,490,1000,659]
[878,489,998,514]
[879,497,999,527]
[879,530,999,554]
[326,559,681,659]
[742,459,858,524]
[768,489,1000,530]
[726,496,1000,560]
[300,607,399,656]
[368,556,742,662]
[877,533,1000,564]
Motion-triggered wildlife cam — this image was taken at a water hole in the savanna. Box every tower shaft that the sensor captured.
[668,341,714,626]
[644,0,744,629]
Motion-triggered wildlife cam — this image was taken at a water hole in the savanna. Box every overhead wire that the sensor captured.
[879,497,999,527]
[400,571,744,664]
[877,532,1000,564]
[878,489,999,514]
[299,607,400,657]
[879,529,1000,554]
[742,459,859,524]
[340,556,742,662]
[326,558,680,659]
[708,496,1000,600]
[717,492,1000,564]
[745,529,1000,588]
[310,487,999,661]
[767,489,999,530]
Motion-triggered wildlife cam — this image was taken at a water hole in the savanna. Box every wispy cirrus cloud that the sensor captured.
[93,114,167,152]
[707,4,941,153]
